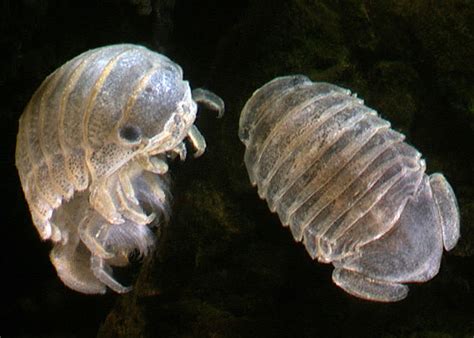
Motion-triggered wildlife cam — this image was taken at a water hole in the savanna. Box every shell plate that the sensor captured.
[239,75,460,302]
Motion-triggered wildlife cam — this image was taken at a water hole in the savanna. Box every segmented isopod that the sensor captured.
[239,75,460,302]
[16,44,224,294]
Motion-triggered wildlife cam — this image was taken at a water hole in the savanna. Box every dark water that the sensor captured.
[1,0,473,337]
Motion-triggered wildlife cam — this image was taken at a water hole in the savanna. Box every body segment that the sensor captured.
[239,75,460,302]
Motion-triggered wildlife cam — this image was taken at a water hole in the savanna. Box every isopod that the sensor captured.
[15,44,224,294]
[239,75,460,302]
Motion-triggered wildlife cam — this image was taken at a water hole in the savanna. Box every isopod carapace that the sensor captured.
[15,44,224,294]
[239,75,460,302]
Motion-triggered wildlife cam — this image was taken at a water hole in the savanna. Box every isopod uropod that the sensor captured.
[239,75,460,302]
[15,44,224,294]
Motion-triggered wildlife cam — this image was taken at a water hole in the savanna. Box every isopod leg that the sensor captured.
[118,168,140,206]
[187,125,206,158]
[50,235,106,294]
[116,179,156,225]
[91,255,132,293]
[192,88,225,118]
[117,159,169,225]
[429,173,460,251]
[332,267,408,302]
[137,154,169,174]
[169,142,187,161]
[187,88,224,158]
[90,181,124,225]
[78,213,115,259]
[90,168,153,227]
[134,170,172,224]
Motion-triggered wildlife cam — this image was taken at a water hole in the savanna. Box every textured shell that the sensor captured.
[15,44,203,294]
[239,75,460,302]
[16,44,193,241]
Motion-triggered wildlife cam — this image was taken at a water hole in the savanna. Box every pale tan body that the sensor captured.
[239,75,460,302]
[16,44,224,293]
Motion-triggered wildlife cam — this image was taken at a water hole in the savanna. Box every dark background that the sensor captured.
[1,0,473,337]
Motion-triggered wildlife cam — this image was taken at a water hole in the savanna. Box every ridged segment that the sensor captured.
[22,83,62,214]
[327,156,424,260]
[255,94,349,188]
[38,63,70,155]
[15,113,32,189]
[301,143,422,260]
[244,82,350,186]
[24,78,49,171]
[289,128,405,241]
[37,61,70,204]
[324,142,423,242]
[319,154,421,257]
[239,75,312,145]
[59,47,110,190]
[279,115,392,239]
[265,97,371,210]
[339,175,444,284]
[278,114,389,221]
[82,48,135,175]
[244,82,313,183]
[247,84,327,163]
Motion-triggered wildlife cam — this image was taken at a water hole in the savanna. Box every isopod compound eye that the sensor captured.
[118,124,142,145]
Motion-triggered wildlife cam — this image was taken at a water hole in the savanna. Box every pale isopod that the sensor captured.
[239,75,460,302]
[15,44,224,294]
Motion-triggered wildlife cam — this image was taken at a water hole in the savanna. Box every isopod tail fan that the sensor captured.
[332,268,409,302]
[331,174,460,302]
[429,173,460,251]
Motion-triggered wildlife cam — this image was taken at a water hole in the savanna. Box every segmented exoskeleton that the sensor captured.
[239,75,460,302]
[16,44,224,294]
